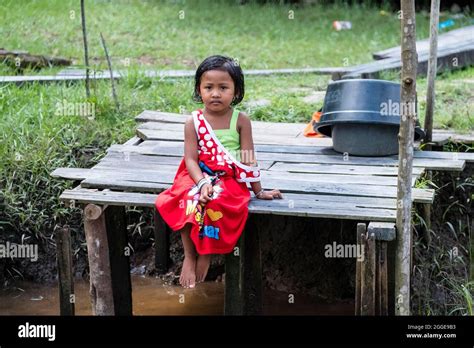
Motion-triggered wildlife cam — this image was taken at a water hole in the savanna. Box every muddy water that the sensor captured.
[0,275,354,315]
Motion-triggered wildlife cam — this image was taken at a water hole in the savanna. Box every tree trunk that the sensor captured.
[395,0,418,316]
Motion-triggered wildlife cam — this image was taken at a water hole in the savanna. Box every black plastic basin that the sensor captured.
[314,79,425,156]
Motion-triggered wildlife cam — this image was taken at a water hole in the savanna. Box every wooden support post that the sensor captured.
[224,238,242,315]
[56,225,75,316]
[84,204,132,315]
[241,214,263,315]
[84,204,114,315]
[361,228,376,315]
[377,241,389,316]
[355,223,365,315]
[104,205,132,315]
[153,209,170,274]
[421,172,433,245]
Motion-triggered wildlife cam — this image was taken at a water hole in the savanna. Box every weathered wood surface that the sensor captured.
[60,187,401,221]
[83,204,115,315]
[51,110,474,224]
[56,225,75,316]
[0,48,71,70]
[136,139,474,162]
[360,227,376,315]
[342,41,474,79]
[106,144,466,171]
[372,25,474,60]
[0,66,344,86]
[135,110,474,147]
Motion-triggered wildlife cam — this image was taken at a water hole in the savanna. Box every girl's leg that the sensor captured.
[195,254,211,283]
[179,224,197,288]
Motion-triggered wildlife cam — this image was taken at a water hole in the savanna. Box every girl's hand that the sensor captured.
[256,189,283,200]
[199,183,214,204]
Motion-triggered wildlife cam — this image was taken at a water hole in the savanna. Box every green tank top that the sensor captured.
[213,108,241,160]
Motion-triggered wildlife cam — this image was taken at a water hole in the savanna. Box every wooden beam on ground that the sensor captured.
[372,25,473,60]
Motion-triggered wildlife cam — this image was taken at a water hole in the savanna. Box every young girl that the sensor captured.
[155,55,282,289]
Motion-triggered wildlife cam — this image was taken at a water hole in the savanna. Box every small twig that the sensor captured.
[80,0,90,99]
[100,32,120,111]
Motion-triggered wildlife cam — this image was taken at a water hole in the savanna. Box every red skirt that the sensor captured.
[155,159,250,255]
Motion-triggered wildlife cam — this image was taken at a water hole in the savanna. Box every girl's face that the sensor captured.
[199,69,235,112]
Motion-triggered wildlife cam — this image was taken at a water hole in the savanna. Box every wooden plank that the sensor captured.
[361,229,376,315]
[60,187,400,221]
[270,162,424,176]
[137,128,333,146]
[104,148,275,170]
[56,225,75,316]
[367,222,396,241]
[123,136,143,146]
[138,119,306,135]
[62,163,414,187]
[372,25,474,60]
[60,187,398,208]
[111,143,465,171]
[139,140,474,162]
[431,130,474,146]
[344,41,474,79]
[79,175,434,203]
[115,139,473,168]
[51,167,91,180]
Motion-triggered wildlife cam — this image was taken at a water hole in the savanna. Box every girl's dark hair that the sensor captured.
[193,55,245,106]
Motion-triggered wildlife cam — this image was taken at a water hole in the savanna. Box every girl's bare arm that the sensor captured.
[184,116,205,184]
[238,112,282,200]
[184,116,214,203]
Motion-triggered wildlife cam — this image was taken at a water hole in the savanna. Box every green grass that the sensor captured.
[0,0,443,72]
[0,1,473,314]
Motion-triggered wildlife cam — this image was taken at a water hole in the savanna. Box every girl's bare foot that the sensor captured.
[179,254,197,288]
[195,254,211,283]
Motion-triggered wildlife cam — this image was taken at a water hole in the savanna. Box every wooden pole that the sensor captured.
[153,209,170,274]
[355,223,365,315]
[423,0,440,151]
[99,32,120,111]
[420,0,440,246]
[395,0,418,316]
[80,0,90,99]
[84,204,115,315]
[56,225,75,316]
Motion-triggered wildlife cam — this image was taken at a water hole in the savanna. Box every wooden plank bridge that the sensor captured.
[51,110,474,316]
